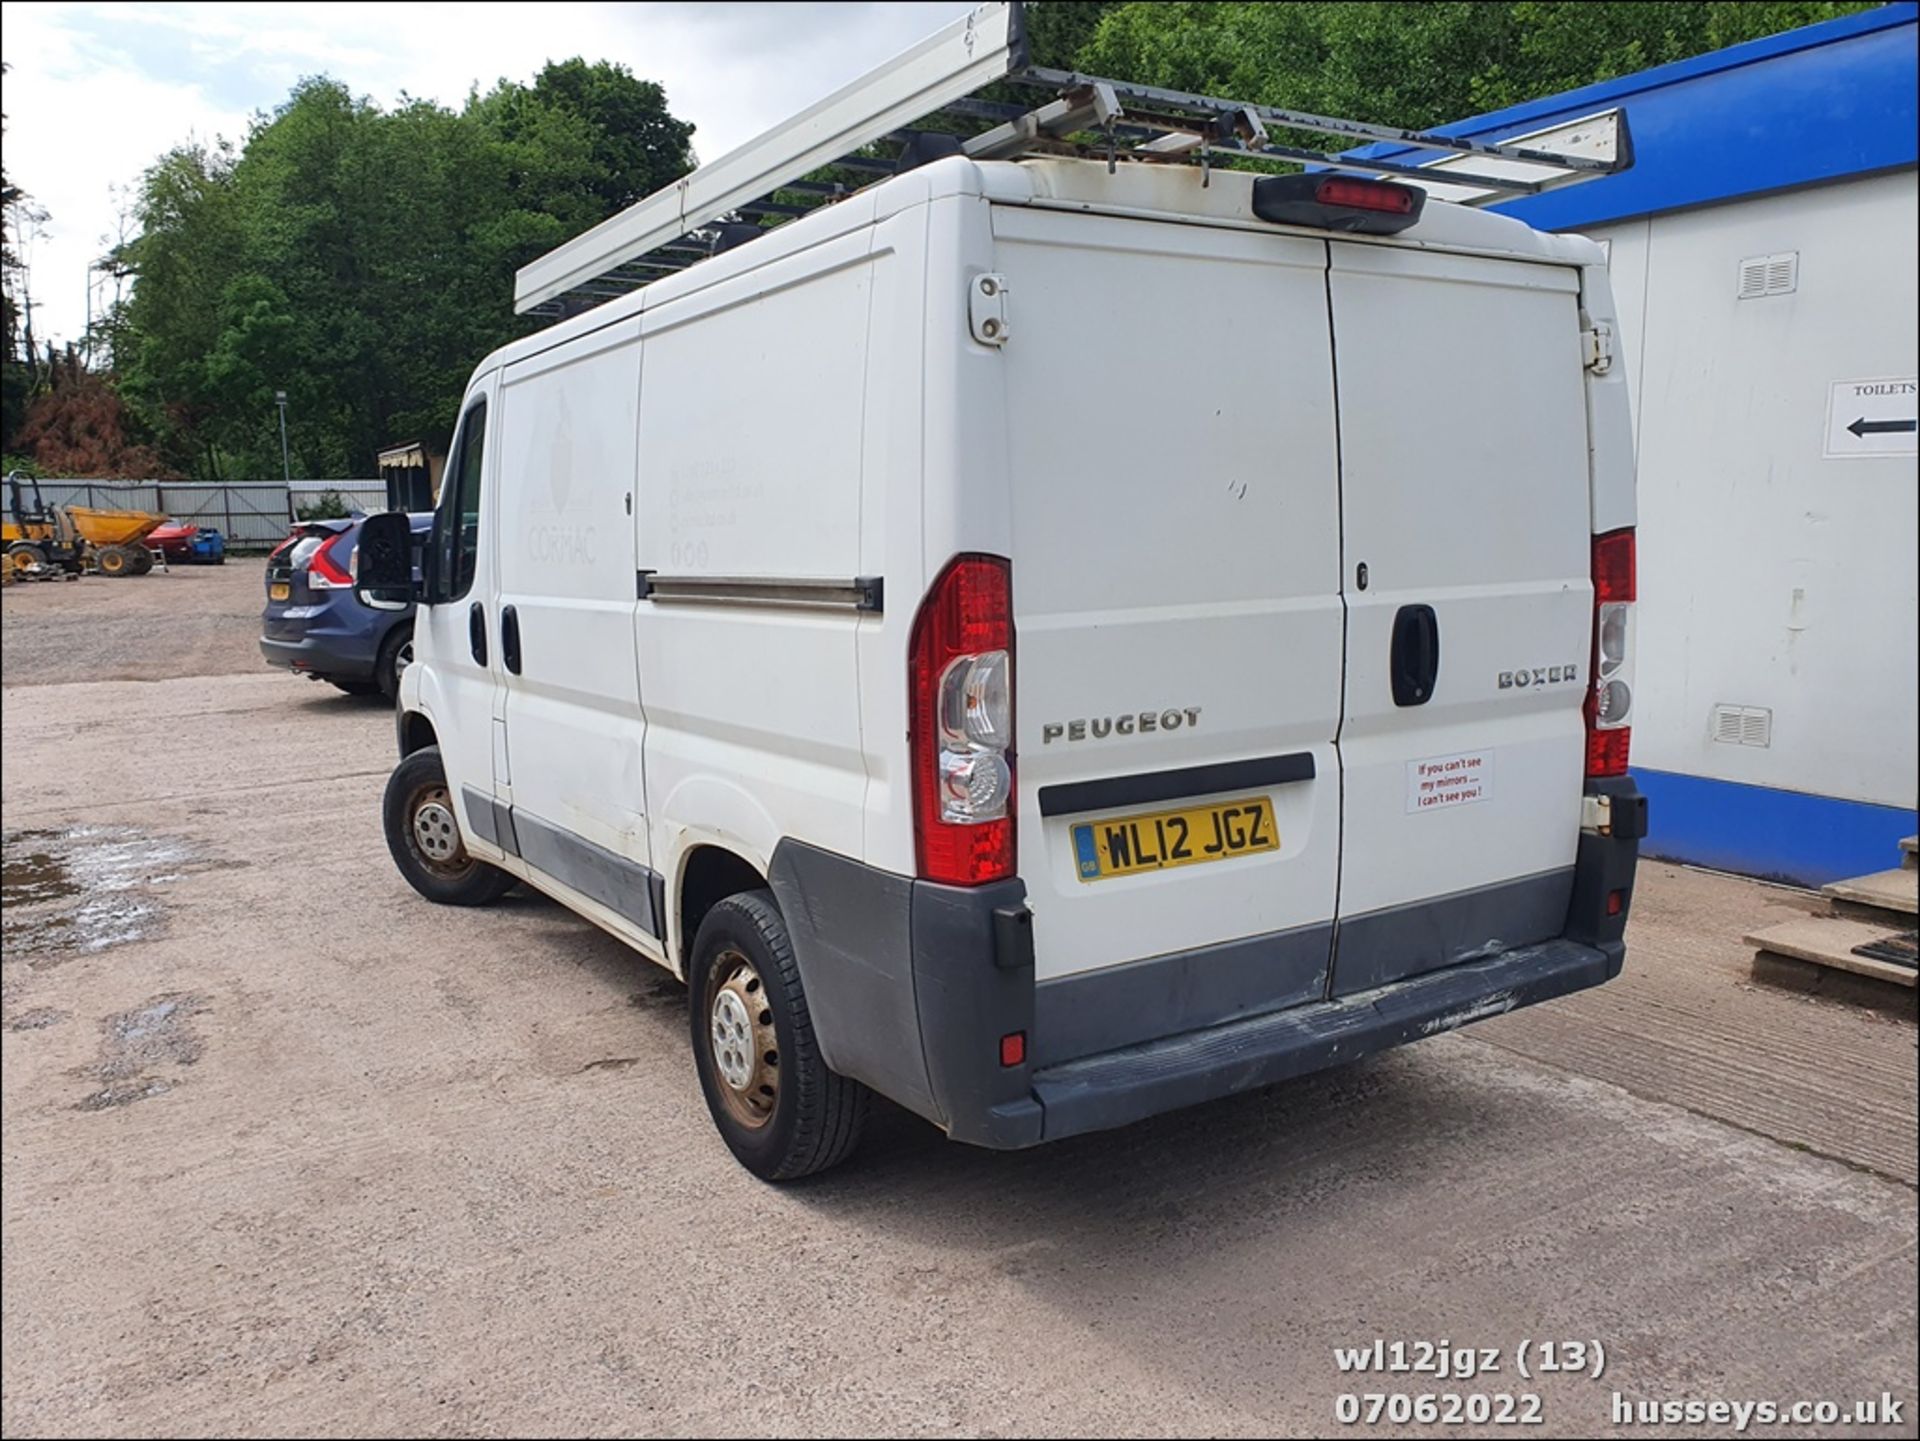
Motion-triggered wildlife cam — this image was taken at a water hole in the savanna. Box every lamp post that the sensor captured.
[275,390,293,521]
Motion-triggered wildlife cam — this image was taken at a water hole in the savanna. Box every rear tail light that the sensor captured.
[910,554,1014,885]
[1585,528,1636,777]
[306,532,353,589]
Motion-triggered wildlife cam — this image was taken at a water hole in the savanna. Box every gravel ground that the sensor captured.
[1,584,1914,1438]
[2,559,271,687]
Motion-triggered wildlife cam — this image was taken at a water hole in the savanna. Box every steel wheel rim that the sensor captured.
[707,950,778,1129]
[407,782,473,878]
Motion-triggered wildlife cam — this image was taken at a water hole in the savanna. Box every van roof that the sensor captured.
[475,154,1600,380]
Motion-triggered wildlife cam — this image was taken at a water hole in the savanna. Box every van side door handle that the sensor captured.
[468,602,487,667]
[501,605,522,676]
[1391,603,1440,706]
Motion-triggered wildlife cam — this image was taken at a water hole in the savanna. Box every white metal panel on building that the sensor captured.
[1582,169,1919,812]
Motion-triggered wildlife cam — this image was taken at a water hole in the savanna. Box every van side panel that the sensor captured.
[853,203,933,876]
[635,229,877,928]
[495,320,651,904]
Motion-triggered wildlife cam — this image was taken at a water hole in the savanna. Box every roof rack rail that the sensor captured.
[515,1,1633,317]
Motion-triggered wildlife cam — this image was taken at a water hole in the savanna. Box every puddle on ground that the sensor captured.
[1,826,196,961]
[70,991,210,1111]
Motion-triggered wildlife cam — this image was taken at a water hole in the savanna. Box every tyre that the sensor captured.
[375,625,414,702]
[96,545,134,577]
[381,746,517,907]
[7,542,47,572]
[689,890,869,1181]
[130,550,154,575]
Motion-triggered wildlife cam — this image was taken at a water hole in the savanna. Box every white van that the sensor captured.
[356,139,1646,1180]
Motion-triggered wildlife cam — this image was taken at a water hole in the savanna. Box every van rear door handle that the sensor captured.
[468,602,487,667]
[1391,604,1440,706]
[501,605,522,676]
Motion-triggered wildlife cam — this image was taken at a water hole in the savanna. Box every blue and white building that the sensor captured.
[1365,4,1919,885]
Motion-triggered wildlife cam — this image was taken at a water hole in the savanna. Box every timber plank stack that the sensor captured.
[1745,837,1918,1003]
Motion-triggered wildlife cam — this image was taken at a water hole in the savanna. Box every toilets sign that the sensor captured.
[1825,376,1917,459]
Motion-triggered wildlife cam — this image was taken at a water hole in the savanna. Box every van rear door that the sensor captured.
[997,208,1344,1063]
[1326,243,1592,996]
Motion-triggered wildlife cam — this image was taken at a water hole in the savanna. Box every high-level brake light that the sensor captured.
[1586,528,1636,778]
[1250,174,1428,234]
[1313,177,1419,213]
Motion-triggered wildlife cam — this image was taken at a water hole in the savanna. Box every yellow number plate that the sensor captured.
[269,582,291,601]
[1071,795,1278,882]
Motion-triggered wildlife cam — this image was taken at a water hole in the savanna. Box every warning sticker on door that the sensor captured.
[1407,750,1494,814]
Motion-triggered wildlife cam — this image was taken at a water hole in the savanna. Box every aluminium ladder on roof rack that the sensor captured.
[514,0,1634,317]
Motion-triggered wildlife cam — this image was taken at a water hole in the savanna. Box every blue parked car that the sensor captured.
[259,513,431,700]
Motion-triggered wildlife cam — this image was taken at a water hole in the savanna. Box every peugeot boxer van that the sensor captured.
[355,150,1646,1180]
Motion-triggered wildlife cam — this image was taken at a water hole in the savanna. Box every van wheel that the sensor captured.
[689,891,868,1181]
[376,626,413,702]
[381,746,516,906]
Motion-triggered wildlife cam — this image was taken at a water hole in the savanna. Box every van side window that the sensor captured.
[431,398,487,602]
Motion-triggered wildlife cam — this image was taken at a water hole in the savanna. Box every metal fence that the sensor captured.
[21,479,389,549]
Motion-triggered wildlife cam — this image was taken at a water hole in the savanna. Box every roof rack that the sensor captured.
[515,1,1634,317]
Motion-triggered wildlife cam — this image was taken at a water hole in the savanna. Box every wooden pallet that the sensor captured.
[1823,867,1918,925]
[1745,915,1917,989]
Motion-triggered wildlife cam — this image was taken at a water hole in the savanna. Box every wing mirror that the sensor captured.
[354,510,416,611]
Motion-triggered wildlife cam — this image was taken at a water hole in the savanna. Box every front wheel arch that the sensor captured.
[397,708,437,757]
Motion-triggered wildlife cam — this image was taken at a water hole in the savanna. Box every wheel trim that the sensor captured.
[707,950,779,1130]
[405,782,474,879]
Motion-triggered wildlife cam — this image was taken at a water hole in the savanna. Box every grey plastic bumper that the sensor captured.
[1028,937,1613,1144]
[768,778,1639,1152]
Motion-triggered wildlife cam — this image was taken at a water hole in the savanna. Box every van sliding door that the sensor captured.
[493,320,656,944]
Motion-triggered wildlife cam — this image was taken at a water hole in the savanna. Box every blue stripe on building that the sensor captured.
[1634,768,1916,888]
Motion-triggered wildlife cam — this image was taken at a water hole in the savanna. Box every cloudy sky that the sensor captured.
[1,1,973,348]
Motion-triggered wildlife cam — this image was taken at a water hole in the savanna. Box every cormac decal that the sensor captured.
[1042,707,1202,744]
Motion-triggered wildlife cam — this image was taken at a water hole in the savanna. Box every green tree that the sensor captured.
[1077,2,1879,132]
[117,64,694,483]
[475,59,695,215]
[1024,1,1122,68]
[2,62,45,451]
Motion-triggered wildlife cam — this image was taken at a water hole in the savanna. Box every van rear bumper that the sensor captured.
[1027,938,1613,1143]
[768,777,1640,1151]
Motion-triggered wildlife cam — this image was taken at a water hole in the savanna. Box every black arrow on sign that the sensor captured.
[1848,416,1918,438]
